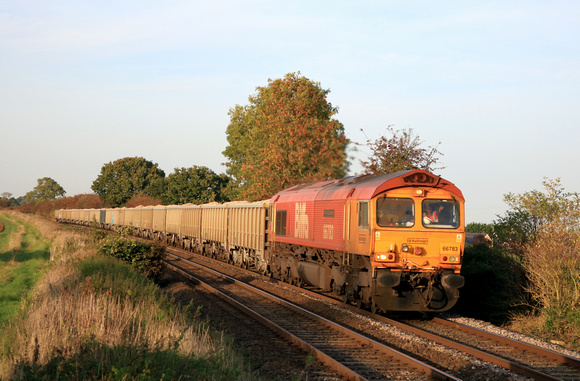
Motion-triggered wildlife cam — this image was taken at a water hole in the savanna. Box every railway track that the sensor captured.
[163,246,580,381]
[403,317,580,381]
[164,250,459,381]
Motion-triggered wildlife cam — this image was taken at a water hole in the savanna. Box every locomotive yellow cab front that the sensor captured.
[369,185,466,312]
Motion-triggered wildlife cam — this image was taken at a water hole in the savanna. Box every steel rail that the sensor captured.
[165,251,460,381]
[432,317,580,370]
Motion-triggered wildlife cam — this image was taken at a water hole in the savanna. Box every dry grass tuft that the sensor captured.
[13,286,217,366]
[507,312,546,336]
[7,224,25,253]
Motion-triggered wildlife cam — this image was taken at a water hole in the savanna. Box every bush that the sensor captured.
[455,243,529,324]
[523,223,580,347]
[98,236,166,280]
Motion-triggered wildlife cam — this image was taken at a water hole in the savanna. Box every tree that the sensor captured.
[125,193,163,208]
[0,192,11,208]
[24,177,66,203]
[91,157,165,207]
[465,222,494,235]
[163,166,230,205]
[223,72,349,200]
[503,178,580,229]
[359,126,444,175]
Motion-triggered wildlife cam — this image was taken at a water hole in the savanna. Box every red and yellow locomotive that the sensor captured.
[268,169,465,313]
[56,169,465,313]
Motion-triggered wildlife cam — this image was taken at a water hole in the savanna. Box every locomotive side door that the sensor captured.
[346,199,371,256]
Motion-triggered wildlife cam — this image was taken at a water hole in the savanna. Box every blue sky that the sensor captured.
[1,1,579,223]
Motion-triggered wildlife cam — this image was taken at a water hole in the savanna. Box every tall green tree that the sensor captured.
[359,126,444,175]
[91,157,165,207]
[24,177,66,203]
[223,72,349,200]
[163,166,230,205]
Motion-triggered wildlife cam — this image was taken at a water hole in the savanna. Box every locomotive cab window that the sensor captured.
[275,210,287,236]
[357,201,369,229]
[376,197,414,227]
[422,199,460,228]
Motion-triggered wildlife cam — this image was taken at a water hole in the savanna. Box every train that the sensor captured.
[55,169,465,314]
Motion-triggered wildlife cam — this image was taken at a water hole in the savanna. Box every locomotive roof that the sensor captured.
[271,169,464,202]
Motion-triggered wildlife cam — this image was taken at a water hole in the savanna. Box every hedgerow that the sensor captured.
[455,243,528,324]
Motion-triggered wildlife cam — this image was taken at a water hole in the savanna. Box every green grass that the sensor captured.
[0,214,18,253]
[0,213,51,327]
[77,255,175,316]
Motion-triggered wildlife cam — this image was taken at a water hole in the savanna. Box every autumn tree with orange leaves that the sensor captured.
[359,126,444,175]
[223,73,348,200]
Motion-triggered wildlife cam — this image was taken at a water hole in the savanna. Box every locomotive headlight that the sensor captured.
[401,244,413,254]
[450,256,457,262]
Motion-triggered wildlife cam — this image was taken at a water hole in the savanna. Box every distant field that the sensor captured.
[0,212,51,327]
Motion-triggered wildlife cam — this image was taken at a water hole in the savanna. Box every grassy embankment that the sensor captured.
[0,213,50,327]
[0,212,256,380]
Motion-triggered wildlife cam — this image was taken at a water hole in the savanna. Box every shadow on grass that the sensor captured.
[0,249,50,264]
